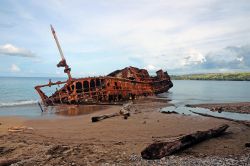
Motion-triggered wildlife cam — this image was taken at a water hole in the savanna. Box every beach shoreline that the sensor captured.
[0,98,249,165]
[187,102,250,114]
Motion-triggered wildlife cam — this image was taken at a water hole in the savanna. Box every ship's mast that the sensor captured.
[50,25,72,80]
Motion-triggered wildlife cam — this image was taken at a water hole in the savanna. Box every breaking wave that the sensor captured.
[0,100,38,107]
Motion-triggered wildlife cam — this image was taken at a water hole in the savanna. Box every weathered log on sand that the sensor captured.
[141,124,229,160]
[8,126,34,133]
[92,112,130,122]
[91,113,120,122]
[161,111,178,114]
[92,102,133,122]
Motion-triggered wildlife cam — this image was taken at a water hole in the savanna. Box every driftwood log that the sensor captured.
[91,112,130,122]
[161,111,178,114]
[91,102,133,122]
[91,112,120,122]
[141,124,229,160]
[8,126,34,133]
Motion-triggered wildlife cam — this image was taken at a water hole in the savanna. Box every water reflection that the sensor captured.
[52,105,109,116]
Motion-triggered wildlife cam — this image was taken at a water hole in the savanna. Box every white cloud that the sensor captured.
[175,45,250,73]
[144,64,160,72]
[181,48,206,66]
[236,57,244,62]
[0,44,35,57]
[10,64,21,72]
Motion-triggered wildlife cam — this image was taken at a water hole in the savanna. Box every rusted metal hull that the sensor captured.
[35,67,173,106]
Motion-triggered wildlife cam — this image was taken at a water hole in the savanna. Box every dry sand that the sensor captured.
[0,98,249,165]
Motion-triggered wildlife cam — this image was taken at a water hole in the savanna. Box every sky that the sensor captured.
[0,0,250,77]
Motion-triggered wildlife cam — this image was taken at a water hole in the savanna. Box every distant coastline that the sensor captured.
[170,72,250,81]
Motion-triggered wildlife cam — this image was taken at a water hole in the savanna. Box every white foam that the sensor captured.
[0,100,38,107]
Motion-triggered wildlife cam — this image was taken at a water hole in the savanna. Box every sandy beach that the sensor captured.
[0,98,249,165]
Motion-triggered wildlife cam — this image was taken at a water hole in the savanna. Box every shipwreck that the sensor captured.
[35,25,173,106]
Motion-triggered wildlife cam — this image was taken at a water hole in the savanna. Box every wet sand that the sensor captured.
[188,102,250,114]
[0,98,250,165]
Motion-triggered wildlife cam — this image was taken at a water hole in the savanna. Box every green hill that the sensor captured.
[170,72,250,81]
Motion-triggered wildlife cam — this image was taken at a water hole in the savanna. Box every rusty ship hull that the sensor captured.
[35,26,173,106]
[35,67,173,106]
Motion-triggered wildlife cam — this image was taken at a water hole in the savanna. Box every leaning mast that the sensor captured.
[50,25,72,80]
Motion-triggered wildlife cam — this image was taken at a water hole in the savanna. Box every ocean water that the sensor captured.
[160,80,250,106]
[0,77,66,117]
[0,78,250,117]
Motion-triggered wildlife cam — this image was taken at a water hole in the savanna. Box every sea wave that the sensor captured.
[0,100,38,107]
